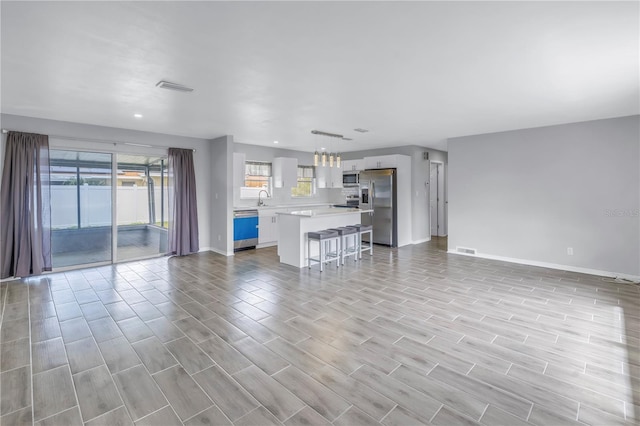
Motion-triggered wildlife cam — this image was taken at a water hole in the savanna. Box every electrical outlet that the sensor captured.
[567,247,573,255]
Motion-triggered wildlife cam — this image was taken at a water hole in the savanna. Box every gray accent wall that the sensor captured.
[210,135,234,255]
[343,145,448,244]
[448,115,640,277]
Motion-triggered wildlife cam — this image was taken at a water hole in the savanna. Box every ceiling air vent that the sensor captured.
[156,80,194,92]
[456,247,477,255]
[354,128,369,133]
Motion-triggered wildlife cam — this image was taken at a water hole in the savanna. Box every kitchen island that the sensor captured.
[276,208,372,268]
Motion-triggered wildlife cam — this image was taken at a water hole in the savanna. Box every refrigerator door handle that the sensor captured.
[370,182,375,215]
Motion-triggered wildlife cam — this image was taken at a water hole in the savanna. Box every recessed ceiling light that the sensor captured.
[354,128,369,133]
[321,147,326,151]
[156,80,194,92]
[133,113,143,118]
[273,140,279,144]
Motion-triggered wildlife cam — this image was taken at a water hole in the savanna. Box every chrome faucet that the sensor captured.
[257,189,270,206]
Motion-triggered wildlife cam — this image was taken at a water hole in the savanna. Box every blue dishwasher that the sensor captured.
[234,209,259,251]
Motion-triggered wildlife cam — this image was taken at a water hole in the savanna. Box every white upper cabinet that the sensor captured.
[316,165,343,188]
[272,157,298,188]
[342,159,365,172]
[233,152,246,194]
[363,155,405,170]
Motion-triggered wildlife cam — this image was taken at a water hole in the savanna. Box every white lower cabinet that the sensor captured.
[258,212,279,245]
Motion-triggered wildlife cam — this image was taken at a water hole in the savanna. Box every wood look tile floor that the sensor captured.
[1,238,639,425]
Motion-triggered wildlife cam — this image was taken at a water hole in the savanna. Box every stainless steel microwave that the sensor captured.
[342,172,359,186]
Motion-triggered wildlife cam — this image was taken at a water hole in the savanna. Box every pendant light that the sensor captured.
[311,130,345,168]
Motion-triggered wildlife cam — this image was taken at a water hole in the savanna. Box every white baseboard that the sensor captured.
[412,237,431,245]
[257,242,277,249]
[447,250,640,281]
[205,247,233,257]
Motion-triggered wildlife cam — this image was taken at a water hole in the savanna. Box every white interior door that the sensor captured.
[438,164,446,236]
[430,163,438,236]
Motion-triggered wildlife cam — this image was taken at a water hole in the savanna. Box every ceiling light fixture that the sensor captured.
[156,80,194,92]
[312,130,345,168]
[311,130,343,139]
[133,113,143,118]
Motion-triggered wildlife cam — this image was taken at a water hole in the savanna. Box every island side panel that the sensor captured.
[277,212,363,268]
[277,214,303,267]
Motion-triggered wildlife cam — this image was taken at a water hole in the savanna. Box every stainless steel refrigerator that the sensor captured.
[359,169,397,247]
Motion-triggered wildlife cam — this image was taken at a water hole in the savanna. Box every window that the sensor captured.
[291,165,315,197]
[242,161,271,198]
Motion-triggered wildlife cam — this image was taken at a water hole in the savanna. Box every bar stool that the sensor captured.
[346,224,373,259]
[307,230,340,272]
[328,227,359,265]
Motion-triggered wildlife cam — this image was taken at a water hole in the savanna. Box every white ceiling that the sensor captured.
[1,1,638,152]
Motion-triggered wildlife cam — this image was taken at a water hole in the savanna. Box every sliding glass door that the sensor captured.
[50,149,168,268]
[50,150,113,268]
[116,154,168,262]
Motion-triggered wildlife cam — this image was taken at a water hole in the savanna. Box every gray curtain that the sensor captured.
[1,131,52,278]
[168,147,199,256]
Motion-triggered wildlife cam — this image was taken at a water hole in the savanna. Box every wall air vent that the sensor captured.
[456,247,477,255]
[354,128,369,133]
[156,80,194,92]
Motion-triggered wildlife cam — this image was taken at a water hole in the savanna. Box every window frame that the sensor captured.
[241,160,272,199]
[291,165,316,198]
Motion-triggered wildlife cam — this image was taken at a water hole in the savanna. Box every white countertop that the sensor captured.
[233,203,333,211]
[277,208,372,217]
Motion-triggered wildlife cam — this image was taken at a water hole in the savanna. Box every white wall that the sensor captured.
[343,145,448,244]
[0,113,212,250]
[448,115,640,278]
[233,143,344,208]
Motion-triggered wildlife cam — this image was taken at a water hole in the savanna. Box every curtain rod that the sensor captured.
[1,129,196,152]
